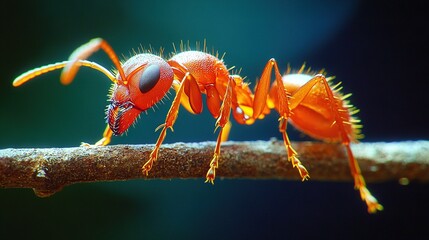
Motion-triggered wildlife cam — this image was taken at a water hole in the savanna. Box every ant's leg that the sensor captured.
[220,121,232,142]
[317,76,383,213]
[279,118,310,180]
[290,74,383,213]
[253,59,278,118]
[168,59,203,114]
[60,38,125,85]
[254,59,309,180]
[344,143,383,213]
[142,72,202,175]
[253,59,291,119]
[81,125,113,147]
[205,77,234,184]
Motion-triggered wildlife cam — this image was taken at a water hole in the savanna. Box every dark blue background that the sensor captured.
[1,0,428,239]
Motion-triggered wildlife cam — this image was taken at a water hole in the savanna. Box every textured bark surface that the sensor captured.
[1,140,428,197]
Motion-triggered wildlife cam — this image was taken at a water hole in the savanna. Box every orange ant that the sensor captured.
[13,38,382,213]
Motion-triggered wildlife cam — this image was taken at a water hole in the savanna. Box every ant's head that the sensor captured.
[107,54,173,135]
[12,39,174,137]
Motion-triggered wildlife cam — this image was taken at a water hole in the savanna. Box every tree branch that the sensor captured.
[1,140,428,197]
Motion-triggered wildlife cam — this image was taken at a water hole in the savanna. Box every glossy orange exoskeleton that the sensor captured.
[13,38,382,213]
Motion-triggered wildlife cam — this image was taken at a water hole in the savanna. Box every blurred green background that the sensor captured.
[1,0,428,239]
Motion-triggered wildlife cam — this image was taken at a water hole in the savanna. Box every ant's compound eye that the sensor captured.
[139,64,161,93]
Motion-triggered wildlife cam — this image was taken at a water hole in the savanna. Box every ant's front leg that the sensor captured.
[81,125,113,147]
[142,70,202,175]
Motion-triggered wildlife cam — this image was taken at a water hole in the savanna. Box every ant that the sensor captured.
[13,38,383,213]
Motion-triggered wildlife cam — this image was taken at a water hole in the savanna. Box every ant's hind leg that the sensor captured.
[293,74,383,212]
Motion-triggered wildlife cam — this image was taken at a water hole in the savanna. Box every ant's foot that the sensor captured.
[290,156,310,181]
[205,167,216,184]
[142,159,154,176]
[360,187,384,213]
[80,137,110,147]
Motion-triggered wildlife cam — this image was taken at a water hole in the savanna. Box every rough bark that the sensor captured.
[0,140,428,197]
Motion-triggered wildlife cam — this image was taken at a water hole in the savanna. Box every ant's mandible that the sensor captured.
[13,38,382,213]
